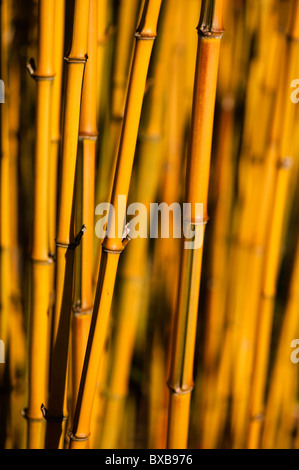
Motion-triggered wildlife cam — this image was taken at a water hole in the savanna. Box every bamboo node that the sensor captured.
[64,54,88,65]
[183,216,209,226]
[135,31,157,41]
[197,0,225,38]
[102,246,123,255]
[26,58,55,81]
[22,408,46,423]
[72,305,93,317]
[167,381,194,395]
[68,431,90,442]
[197,27,223,39]
[40,404,67,423]
[56,225,87,250]
[31,257,54,266]
[79,132,98,141]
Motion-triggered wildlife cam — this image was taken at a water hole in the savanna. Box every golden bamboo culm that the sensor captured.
[69,0,162,449]
[167,0,224,449]
[23,0,55,449]
[44,0,90,449]
[2,0,299,451]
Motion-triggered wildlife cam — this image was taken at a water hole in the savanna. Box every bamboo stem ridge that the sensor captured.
[44,0,90,449]
[69,0,162,449]
[23,0,55,449]
[167,0,224,449]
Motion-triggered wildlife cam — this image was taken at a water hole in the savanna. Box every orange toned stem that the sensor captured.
[167,0,224,449]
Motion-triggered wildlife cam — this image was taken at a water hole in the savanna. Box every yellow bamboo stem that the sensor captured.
[95,0,140,207]
[230,28,283,450]
[44,0,90,449]
[247,0,299,448]
[72,0,98,418]
[93,0,140,283]
[167,0,224,449]
[69,0,162,448]
[23,0,55,449]
[0,0,13,449]
[262,236,299,448]
[48,0,65,258]
[99,0,183,449]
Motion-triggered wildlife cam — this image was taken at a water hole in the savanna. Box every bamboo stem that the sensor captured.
[23,0,55,449]
[247,0,299,449]
[99,0,183,449]
[93,0,140,283]
[44,0,90,449]
[72,0,98,419]
[69,0,162,448]
[167,0,224,449]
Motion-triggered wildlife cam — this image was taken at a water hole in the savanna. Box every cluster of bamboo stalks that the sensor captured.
[1,0,299,450]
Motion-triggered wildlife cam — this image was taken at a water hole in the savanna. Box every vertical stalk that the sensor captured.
[44,0,90,449]
[167,0,224,449]
[94,0,140,208]
[93,0,140,281]
[22,0,55,449]
[262,235,299,448]
[247,0,299,449]
[72,0,98,417]
[48,0,65,259]
[99,0,182,449]
[0,0,12,449]
[69,0,162,449]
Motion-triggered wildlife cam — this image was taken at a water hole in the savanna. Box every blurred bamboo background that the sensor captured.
[0,0,299,450]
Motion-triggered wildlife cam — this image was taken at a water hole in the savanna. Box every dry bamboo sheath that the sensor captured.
[167,0,224,449]
[69,0,162,449]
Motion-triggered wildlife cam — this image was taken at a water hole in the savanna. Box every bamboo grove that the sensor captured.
[1,0,299,450]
